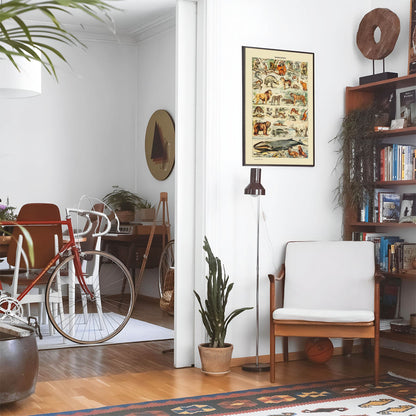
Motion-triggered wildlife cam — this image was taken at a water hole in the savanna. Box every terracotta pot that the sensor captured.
[198,343,233,376]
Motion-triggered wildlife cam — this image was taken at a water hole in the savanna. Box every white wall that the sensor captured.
[135,26,176,298]
[0,40,138,213]
[0,27,176,298]
[195,0,412,362]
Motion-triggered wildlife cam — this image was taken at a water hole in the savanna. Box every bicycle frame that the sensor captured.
[0,216,93,303]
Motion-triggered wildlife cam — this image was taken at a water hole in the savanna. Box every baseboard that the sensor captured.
[380,347,416,363]
[231,346,351,367]
[138,294,159,304]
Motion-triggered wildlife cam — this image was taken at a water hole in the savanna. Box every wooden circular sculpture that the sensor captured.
[145,110,175,181]
[305,338,334,364]
[356,8,400,60]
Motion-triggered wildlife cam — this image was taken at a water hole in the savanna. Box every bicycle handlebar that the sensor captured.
[66,208,112,238]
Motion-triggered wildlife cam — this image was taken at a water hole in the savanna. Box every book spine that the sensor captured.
[380,147,385,181]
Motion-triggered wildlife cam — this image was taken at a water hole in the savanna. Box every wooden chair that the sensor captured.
[269,241,381,385]
[0,203,63,324]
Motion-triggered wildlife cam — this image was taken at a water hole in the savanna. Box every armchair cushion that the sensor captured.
[273,307,374,323]
[283,241,375,311]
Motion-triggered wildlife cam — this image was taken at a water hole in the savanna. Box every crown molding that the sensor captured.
[20,9,176,46]
[128,11,176,43]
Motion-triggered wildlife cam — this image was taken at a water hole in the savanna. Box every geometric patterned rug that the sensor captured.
[30,373,415,416]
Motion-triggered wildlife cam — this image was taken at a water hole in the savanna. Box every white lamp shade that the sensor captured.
[0,57,41,98]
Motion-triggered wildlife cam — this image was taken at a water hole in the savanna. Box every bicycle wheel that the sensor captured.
[158,240,174,297]
[45,250,135,344]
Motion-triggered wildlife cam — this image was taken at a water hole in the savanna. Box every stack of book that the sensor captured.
[352,233,416,273]
[379,144,416,181]
[360,191,416,224]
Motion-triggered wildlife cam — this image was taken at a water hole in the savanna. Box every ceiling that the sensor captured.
[100,0,176,35]
[26,0,176,39]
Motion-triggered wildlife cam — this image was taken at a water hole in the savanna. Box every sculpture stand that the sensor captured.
[359,59,397,85]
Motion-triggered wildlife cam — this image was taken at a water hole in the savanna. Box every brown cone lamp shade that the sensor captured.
[244,168,265,196]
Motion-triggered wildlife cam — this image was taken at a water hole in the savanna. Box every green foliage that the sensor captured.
[0,197,16,221]
[333,106,378,210]
[194,237,252,348]
[103,186,146,211]
[0,0,116,79]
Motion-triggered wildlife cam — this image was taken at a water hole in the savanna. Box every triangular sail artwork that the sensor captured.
[151,121,167,166]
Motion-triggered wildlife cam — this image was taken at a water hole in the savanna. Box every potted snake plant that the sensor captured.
[194,237,252,375]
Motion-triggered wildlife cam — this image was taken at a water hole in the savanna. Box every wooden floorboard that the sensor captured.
[1,300,415,416]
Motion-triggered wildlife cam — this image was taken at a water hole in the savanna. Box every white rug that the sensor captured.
[36,314,174,350]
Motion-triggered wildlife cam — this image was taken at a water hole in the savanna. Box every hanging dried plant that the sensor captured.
[333,106,377,210]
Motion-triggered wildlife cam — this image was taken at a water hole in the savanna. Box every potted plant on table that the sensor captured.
[136,199,155,222]
[194,237,252,375]
[103,186,146,223]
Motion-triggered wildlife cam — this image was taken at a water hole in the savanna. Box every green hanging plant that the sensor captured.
[333,106,378,210]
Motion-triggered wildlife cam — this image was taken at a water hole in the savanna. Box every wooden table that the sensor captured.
[102,223,170,285]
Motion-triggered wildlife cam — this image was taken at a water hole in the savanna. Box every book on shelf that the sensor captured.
[399,193,416,224]
[385,241,416,272]
[379,144,415,182]
[379,192,401,223]
[379,236,403,271]
[402,243,416,270]
[351,233,408,272]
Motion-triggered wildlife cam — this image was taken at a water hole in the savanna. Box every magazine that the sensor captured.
[379,193,400,223]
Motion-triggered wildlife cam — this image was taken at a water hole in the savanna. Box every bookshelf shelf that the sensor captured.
[375,126,416,138]
[344,75,416,352]
[347,73,416,93]
[383,271,416,281]
[375,180,416,186]
[350,221,416,228]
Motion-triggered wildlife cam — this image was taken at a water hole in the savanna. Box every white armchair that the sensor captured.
[269,241,381,385]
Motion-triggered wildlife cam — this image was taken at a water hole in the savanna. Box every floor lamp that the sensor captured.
[242,168,269,372]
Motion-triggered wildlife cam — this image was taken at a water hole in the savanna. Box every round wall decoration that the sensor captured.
[145,110,175,181]
[356,8,400,60]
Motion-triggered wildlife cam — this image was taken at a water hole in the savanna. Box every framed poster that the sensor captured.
[409,0,416,74]
[242,46,314,166]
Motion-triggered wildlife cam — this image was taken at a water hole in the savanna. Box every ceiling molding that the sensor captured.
[128,11,176,43]
[22,10,176,45]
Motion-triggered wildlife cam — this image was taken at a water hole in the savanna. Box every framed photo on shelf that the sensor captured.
[409,0,416,74]
[395,86,416,127]
[399,193,416,223]
[242,46,314,166]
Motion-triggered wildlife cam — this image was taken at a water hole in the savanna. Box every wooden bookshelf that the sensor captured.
[344,74,416,349]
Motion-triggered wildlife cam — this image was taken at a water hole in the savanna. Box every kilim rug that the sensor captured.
[30,373,415,416]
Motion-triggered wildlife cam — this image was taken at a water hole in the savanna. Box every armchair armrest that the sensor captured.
[374,265,384,326]
[374,265,385,284]
[269,264,285,313]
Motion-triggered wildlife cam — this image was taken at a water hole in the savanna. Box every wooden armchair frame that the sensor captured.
[269,242,382,386]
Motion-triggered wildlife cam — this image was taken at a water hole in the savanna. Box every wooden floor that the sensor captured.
[1,300,415,416]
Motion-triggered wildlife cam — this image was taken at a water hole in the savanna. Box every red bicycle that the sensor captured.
[0,207,135,344]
